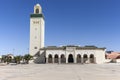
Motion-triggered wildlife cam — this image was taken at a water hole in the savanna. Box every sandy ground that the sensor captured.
[0,63,120,80]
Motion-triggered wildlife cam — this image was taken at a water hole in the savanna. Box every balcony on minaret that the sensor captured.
[30,4,44,19]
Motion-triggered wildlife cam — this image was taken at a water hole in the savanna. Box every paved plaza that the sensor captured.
[0,63,120,80]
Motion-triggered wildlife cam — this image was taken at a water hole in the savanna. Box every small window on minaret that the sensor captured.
[34,47,37,49]
[36,8,39,14]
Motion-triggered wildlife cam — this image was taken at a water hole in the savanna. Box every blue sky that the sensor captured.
[0,0,120,55]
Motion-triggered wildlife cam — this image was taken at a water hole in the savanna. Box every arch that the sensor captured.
[48,54,52,63]
[105,54,107,59]
[68,54,74,63]
[36,8,39,14]
[61,54,66,63]
[54,54,59,63]
[83,54,88,63]
[89,54,95,63]
[116,55,120,59]
[77,54,81,63]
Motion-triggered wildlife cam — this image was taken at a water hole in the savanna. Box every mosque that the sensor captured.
[29,4,106,64]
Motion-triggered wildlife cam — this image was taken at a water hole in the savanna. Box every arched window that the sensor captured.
[48,54,52,63]
[83,54,88,63]
[36,8,39,13]
[90,54,94,58]
[61,54,66,63]
[89,54,95,63]
[77,54,81,63]
[54,54,59,63]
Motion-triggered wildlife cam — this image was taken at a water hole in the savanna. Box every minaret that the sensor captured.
[29,4,45,56]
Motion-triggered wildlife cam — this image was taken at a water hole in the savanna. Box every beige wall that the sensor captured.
[45,49,106,64]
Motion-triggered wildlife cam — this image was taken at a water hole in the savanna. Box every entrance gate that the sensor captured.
[68,54,74,63]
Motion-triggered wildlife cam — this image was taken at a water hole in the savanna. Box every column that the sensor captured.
[46,58,48,64]
[81,57,83,64]
[52,58,54,64]
[74,56,77,63]
[94,57,96,64]
[88,58,90,64]
[58,58,61,64]
[66,57,68,63]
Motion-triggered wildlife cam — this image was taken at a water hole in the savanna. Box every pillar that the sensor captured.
[58,58,61,64]
[81,57,83,64]
[46,58,48,64]
[94,57,96,63]
[52,58,54,64]
[88,58,90,64]
[66,57,68,63]
[74,57,77,63]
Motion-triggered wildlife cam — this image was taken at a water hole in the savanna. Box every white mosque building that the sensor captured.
[29,4,106,64]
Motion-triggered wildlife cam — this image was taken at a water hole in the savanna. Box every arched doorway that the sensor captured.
[90,54,94,63]
[83,54,88,63]
[54,54,58,63]
[48,54,52,63]
[68,54,74,63]
[77,54,81,63]
[61,54,66,63]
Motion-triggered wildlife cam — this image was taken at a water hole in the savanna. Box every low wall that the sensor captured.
[105,59,120,63]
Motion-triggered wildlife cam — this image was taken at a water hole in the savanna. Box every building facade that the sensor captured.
[30,4,106,64]
[39,46,106,64]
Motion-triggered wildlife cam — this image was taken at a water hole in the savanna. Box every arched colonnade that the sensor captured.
[46,54,96,64]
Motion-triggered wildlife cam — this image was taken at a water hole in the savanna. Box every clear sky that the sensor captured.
[0,0,120,55]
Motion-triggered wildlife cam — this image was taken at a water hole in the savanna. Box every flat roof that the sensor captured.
[40,45,106,50]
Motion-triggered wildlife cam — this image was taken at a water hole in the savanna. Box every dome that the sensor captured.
[36,3,40,6]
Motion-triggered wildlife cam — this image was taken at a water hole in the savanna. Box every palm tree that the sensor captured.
[1,55,12,64]
[14,55,22,64]
[1,55,7,63]
[24,54,33,64]
[6,56,12,64]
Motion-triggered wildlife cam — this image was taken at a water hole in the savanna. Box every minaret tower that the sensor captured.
[29,4,45,56]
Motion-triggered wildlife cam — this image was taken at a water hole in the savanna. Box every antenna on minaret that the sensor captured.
[35,0,38,4]
[34,0,37,3]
